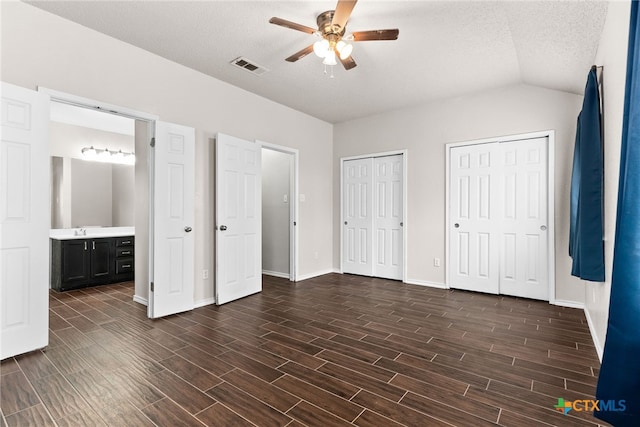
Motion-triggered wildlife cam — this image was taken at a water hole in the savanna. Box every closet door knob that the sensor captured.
[454,223,460,228]
[184,226,192,233]
[220,225,227,231]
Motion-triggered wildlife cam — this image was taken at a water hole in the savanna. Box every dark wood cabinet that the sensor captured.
[51,235,134,291]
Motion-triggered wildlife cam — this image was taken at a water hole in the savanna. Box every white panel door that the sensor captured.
[1,83,50,359]
[342,158,373,276]
[149,121,195,318]
[499,138,548,300]
[373,155,403,280]
[449,144,500,294]
[216,133,262,305]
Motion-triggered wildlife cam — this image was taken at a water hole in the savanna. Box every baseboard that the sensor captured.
[262,270,290,279]
[584,307,605,362]
[194,297,215,309]
[404,278,448,289]
[296,268,340,282]
[132,295,148,306]
[551,299,585,309]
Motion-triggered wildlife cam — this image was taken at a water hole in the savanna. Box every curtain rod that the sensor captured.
[592,65,604,70]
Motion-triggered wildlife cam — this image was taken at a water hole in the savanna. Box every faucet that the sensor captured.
[74,228,87,236]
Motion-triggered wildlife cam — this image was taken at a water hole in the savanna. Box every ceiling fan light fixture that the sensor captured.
[322,49,337,66]
[336,40,353,59]
[313,39,330,57]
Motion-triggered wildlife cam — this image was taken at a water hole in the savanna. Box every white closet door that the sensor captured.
[449,144,500,294]
[1,83,50,359]
[498,138,549,300]
[449,138,550,300]
[373,155,403,280]
[342,158,373,276]
[216,133,262,305]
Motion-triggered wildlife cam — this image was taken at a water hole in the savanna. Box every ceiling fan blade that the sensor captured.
[332,0,357,30]
[269,17,316,34]
[352,29,399,41]
[339,55,357,70]
[285,44,314,62]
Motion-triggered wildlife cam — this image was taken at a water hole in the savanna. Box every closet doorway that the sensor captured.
[340,151,406,281]
[260,142,298,282]
[446,131,555,301]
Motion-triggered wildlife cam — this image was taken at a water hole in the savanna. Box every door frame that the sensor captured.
[445,130,556,303]
[38,87,159,306]
[339,150,408,282]
[257,140,299,282]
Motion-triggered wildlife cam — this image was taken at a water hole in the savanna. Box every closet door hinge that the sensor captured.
[150,282,154,292]
[150,137,156,147]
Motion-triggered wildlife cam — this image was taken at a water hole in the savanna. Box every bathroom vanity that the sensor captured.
[50,227,134,291]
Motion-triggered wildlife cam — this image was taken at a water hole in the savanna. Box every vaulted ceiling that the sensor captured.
[27,1,608,123]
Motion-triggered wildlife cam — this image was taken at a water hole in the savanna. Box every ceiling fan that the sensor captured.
[269,0,399,71]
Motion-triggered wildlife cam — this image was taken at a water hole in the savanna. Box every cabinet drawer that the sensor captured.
[115,258,134,274]
[116,247,134,258]
[115,237,134,247]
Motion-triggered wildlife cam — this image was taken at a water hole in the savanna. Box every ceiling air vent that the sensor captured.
[231,57,269,76]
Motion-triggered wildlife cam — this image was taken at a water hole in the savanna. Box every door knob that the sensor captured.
[540,225,547,231]
[454,223,460,228]
[220,225,227,231]
[344,221,348,225]
[184,226,192,232]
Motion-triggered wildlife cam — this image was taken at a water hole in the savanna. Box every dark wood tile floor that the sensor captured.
[1,274,609,426]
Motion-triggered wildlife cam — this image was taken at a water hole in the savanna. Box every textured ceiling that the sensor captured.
[27,1,608,124]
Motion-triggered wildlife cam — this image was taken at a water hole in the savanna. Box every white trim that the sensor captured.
[262,270,290,279]
[404,279,448,289]
[584,307,605,362]
[257,140,299,282]
[296,268,339,282]
[38,87,159,122]
[339,150,408,282]
[194,298,215,309]
[551,300,585,309]
[133,295,148,306]
[445,130,556,302]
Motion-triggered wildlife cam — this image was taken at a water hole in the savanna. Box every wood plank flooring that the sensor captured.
[1,274,609,426]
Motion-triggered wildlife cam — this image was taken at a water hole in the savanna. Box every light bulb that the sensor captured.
[81,146,97,159]
[322,49,337,66]
[313,40,329,57]
[337,41,353,60]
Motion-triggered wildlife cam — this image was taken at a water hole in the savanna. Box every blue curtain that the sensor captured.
[569,68,605,282]
[595,1,640,425]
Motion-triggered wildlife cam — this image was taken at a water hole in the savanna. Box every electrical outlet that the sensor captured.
[203,269,209,279]
[300,194,306,202]
[434,258,441,267]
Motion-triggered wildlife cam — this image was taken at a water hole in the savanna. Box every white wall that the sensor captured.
[262,149,291,276]
[1,2,333,305]
[334,83,586,303]
[49,120,134,160]
[586,0,631,359]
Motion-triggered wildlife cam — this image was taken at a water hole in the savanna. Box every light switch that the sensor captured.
[283,194,288,203]
[300,194,306,202]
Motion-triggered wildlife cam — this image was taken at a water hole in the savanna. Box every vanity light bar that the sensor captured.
[81,146,135,165]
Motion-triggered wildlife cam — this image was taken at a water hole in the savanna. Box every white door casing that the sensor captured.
[448,134,551,300]
[216,133,262,305]
[342,157,373,276]
[1,83,50,359]
[449,143,500,294]
[373,155,403,280]
[149,121,195,318]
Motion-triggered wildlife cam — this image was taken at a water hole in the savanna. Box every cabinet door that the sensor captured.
[90,238,112,280]
[62,240,90,284]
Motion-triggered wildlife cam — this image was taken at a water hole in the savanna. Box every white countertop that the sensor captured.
[50,227,135,240]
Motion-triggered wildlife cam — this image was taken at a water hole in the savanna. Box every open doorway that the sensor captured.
[260,142,298,281]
